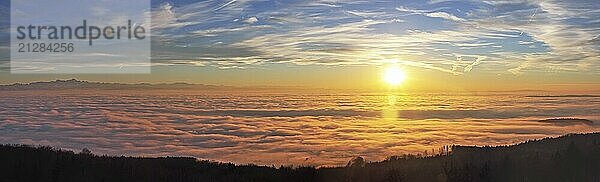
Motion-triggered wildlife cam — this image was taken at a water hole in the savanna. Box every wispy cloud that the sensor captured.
[84,0,600,74]
[0,0,596,74]
[424,12,465,21]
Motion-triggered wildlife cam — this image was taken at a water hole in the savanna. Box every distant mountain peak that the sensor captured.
[56,78,86,82]
[0,79,227,91]
[539,118,594,125]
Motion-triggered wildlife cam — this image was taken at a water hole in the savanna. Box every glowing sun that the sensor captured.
[383,66,406,86]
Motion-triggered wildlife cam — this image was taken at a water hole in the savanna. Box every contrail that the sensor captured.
[520,7,538,36]
[214,0,237,11]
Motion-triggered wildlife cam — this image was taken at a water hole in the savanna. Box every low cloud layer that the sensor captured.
[1,90,598,166]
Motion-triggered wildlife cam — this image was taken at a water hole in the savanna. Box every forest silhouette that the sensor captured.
[1,133,598,182]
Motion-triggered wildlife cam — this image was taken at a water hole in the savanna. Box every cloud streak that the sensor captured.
[140,0,600,76]
[1,0,599,74]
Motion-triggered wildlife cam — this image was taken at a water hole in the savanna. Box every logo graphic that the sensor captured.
[10,0,151,73]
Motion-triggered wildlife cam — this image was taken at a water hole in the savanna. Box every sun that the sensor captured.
[383,66,406,86]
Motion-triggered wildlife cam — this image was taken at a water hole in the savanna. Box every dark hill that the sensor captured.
[1,133,599,182]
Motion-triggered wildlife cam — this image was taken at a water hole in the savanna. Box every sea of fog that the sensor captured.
[1,90,598,166]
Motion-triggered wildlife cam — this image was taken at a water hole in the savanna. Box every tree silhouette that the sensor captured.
[0,133,598,182]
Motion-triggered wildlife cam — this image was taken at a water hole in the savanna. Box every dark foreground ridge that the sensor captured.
[1,133,599,182]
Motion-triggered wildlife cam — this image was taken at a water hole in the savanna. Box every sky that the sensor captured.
[0,0,599,91]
